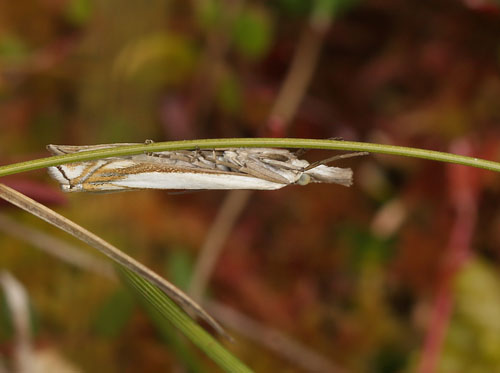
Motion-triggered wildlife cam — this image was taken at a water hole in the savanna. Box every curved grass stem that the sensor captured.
[0,138,498,177]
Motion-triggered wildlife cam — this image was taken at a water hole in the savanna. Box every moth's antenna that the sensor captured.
[303,151,369,171]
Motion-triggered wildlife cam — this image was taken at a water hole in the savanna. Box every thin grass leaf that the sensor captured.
[0,138,498,177]
[118,266,253,373]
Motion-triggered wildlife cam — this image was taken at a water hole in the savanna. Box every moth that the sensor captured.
[47,143,364,192]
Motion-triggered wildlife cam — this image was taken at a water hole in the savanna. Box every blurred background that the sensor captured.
[1,0,500,372]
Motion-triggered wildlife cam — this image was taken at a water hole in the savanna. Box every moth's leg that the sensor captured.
[212,149,217,169]
[201,153,282,183]
[191,147,204,165]
[205,151,288,183]
[228,152,291,184]
[167,153,192,163]
[144,139,155,156]
[295,148,308,157]
[257,152,291,162]
[194,149,216,169]
[202,156,242,172]
[303,152,368,171]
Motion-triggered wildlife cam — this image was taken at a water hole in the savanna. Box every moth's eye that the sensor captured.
[297,174,310,185]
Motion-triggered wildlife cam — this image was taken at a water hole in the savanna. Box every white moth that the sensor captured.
[47,143,359,192]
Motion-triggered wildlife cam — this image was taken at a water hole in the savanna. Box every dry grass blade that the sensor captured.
[189,190,252,301]
[0,183,228,340]
[207,301,344,373]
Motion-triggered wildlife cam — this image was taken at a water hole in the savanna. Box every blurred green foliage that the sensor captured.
[339,224,396,269]
[0,287,39,343]
[92,289,135,338]
[194,0,224,30]
[0,34,30,63]
[64,0,92,26]
[0,292,14,341]
[277,0,361,17]
[216,70,242,114]
[166,249,194,291]
[440,260,500,371]
[232,6,273,60]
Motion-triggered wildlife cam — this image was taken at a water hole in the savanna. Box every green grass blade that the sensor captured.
[117,266,253,373]
[0,138,499,177]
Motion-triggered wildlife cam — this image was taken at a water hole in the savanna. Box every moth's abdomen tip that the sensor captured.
[46,144,63,155]
[47,166,65,182]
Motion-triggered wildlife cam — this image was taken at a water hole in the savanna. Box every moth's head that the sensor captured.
[297,173,311,185]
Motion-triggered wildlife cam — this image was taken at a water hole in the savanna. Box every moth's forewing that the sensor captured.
[46,144,355,191]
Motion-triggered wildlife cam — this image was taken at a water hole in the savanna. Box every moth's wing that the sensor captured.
[212,149,294,184]
[46,143,141,156]
[239,148,355,187]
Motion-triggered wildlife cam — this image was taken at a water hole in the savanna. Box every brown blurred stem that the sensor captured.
[188,189,252,301]
[267,22,329,133]
[188,0,332,322]
[188,5,331,301]
[185,4,335,370]
[207,301,344,373]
